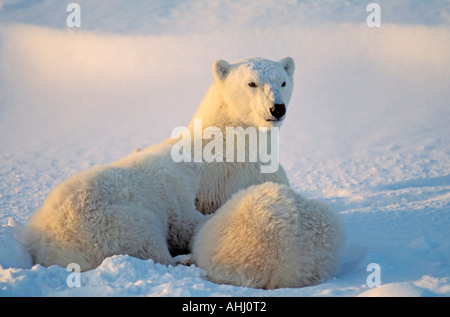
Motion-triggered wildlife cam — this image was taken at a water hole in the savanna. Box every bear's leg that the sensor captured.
[173,254,194,266]
[167,207,210,256]
[131,218,177,266]
[103,204,176,267]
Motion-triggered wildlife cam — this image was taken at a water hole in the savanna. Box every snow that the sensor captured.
[1,0,449,297]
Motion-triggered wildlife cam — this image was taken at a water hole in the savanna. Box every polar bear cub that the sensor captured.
[192,182,344,289]
[25,143,206,271]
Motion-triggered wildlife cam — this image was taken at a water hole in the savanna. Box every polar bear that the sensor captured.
[25,143,207,271]
[165,57,295,215]
[191,182,344,289]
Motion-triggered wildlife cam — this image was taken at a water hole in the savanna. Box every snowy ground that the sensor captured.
[1,0,449,297]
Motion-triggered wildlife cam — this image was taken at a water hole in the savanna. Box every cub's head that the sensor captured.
[213,57,295,128]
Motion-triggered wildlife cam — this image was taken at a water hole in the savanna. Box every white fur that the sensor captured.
[165,57,295,215]
[24,57,295,271]
[192,182,344,289]
[25,143,207,271]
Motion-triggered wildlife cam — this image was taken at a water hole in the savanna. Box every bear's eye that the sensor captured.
[281,81,286,87]
[248,82,257,88]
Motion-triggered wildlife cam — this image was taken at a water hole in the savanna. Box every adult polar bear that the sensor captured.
[167,57,295,215]
[25,57,294,270]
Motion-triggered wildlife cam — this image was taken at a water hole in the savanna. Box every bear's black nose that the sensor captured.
[270,104,286,119]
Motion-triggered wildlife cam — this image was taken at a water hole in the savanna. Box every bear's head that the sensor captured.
[213,57,295,128]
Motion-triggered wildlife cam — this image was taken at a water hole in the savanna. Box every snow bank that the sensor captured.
[2,23,448,158]
[358,276,450,297]
[0,219,32,269]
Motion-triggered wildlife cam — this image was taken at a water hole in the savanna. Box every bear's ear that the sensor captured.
[279,57,295,78]
[213,59,231,81]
